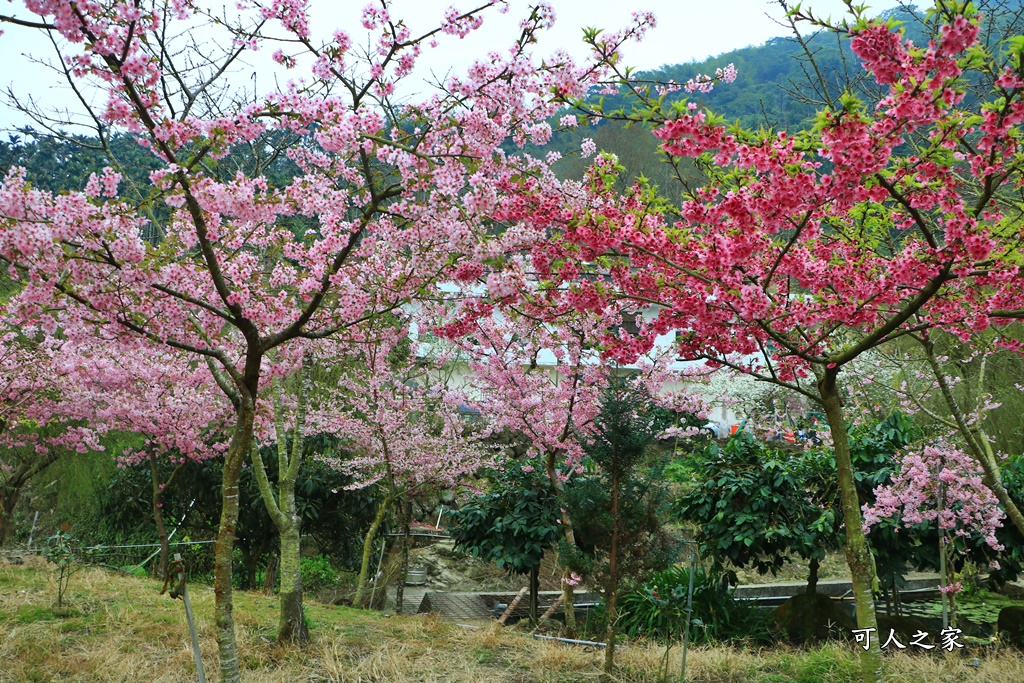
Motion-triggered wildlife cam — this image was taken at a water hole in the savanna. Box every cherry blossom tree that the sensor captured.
[74,342,230,578]
[913,331,1024,537]
[547,4,1024,680]
[864,444,1005,560]
[863,443,1005,624]
[0,1,650,678]
[0,330,104,544]
[248,352,310,643]
[844,328,1024,539]
[0,319,225,577]
[313,324,487,611]
[443,310,606,634]
[441,303,703,635]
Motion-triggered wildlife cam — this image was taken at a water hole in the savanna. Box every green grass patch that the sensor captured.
[790,646,860,683]
[15,605,63,623]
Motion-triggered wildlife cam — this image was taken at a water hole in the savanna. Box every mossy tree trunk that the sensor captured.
[203,346,268,683]
[249,358,311,645]
[544,448,578,636]
[354,486,394,608]
[149,454,184,579]
[214,400,254,683]
[819,371,882,683]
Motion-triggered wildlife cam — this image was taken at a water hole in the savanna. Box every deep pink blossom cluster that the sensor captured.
[551,9,1024,376]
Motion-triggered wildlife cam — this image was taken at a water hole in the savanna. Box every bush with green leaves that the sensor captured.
[619,565,772,645]
[672,412,953,598]
[449,461,562,574]
[300,555,342,591]
[672,433,838,591]
[448,461,562,620]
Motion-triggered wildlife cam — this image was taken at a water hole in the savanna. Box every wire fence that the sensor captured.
[1,539,217,580]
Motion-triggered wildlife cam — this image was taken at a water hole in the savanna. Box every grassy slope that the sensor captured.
[3,557,1024,683]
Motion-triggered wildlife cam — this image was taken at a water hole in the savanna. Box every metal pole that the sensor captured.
[368,533,388,609]
[173,553,207,683]
[680,548,697,682]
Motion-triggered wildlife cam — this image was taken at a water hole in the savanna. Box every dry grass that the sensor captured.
[3,556,1024,682]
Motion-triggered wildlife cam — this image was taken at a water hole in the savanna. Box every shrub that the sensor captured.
[301,555,341,591]
[618,565,773,644]
[43,531,82,611]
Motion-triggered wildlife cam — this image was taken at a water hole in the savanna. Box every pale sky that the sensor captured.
[0,1,897,131]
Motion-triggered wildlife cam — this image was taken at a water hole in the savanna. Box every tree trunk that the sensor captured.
[277,517,307,644]
[249,366,310,645]
[354,488,393,608]
[213,470,243,679]
[149,453,170,579]
[544,449,578,636]
[604,471,620,678]
[561,565,577,634]
[396,499,412,614]
[0,484,23,548]
[239,536,268,590]
[150,458,184,580]
[262,553,279,594]
[807,556,820,594]
[819,371,883,683]
[213,404,253,683]
[273,442,307,645]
